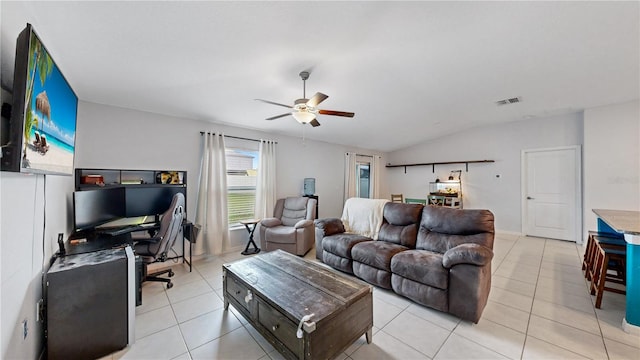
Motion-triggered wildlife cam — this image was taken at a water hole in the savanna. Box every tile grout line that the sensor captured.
[165,275,199,358]
[519,235,543,360]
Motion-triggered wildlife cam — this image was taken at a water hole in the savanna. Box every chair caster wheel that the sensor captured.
[167,282,173,289]
[168,270,174,277]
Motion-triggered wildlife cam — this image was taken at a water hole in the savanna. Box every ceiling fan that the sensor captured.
[255,71,355,127]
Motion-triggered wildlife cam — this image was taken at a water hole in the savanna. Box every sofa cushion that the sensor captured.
[264,226,297,244]
[323,252,354,274]
[281,197,310,226]
[378,203,423,248]
[353,262,393,289]
[323,233,371,258]
[352,241,408,272]
[391,250,448,290]
[391,274,448,313]
[417,206,494,253]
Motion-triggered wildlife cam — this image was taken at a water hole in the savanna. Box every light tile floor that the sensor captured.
[104,233,640,359]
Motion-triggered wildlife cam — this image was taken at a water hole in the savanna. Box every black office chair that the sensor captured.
[134,192,185,289]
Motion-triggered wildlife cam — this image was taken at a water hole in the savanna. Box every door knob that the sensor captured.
[527,196,535,200]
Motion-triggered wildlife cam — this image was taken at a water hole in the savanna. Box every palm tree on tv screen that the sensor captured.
[22,31,53,161]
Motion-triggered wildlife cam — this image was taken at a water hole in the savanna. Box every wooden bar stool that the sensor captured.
[582,231,597,277]
[590,241,626,309]
[583,231,625,281]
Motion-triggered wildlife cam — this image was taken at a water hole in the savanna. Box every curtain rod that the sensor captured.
[346,152,381,158]
[200,131,277,144]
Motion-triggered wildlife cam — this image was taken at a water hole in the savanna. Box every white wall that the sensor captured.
[0,172,73,359]
[76,101,385,251]
[387,113,583,234]
[583,100,640,234]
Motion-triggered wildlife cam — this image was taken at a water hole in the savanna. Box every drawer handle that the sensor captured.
[272,324,279,331]
[296,313,315,339]
[235,290,241,295]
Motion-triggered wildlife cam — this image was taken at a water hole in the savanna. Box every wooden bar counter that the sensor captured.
[592,209,640,334]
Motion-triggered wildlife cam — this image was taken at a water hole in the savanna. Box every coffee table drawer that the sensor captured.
[257,300,301,357]
[226,275,251,312]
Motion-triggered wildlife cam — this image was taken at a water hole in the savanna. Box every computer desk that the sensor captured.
[68,220,195,272]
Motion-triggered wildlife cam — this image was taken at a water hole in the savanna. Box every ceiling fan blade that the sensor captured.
[306,92,329,107]
[255,99,293,109]
[266,113,291,121]
[309,119,321,127]
[318,109,355,117]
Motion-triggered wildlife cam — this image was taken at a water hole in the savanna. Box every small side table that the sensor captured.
[240,219,261,255]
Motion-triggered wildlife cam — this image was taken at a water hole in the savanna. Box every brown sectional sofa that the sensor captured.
[314,202,494,323]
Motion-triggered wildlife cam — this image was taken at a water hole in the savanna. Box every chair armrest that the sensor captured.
[442,243,493,269]
[294,219,313,229]
[134,236,161,244]
[260,218,282,228]
[314,218,345,236]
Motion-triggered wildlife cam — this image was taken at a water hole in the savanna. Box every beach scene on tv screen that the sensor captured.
[21,31,77,175]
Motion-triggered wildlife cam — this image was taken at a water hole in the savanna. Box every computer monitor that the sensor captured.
[125,186,186,219]
[73,187,126,232]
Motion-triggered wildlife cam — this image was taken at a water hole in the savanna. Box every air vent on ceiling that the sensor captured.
[495,97,522,106]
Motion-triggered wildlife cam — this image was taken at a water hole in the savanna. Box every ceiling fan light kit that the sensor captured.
[292,110,316,124]
[256,71,354,127]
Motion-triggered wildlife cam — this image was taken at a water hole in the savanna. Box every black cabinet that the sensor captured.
[303,195,319,219]
[46,247,136,359]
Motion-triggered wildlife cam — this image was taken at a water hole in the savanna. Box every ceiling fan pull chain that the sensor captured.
[302,123,306,145]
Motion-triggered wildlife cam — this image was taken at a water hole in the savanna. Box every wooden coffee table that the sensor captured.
[223,249,373,360]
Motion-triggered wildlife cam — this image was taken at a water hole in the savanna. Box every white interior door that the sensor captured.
[522,146,581,241]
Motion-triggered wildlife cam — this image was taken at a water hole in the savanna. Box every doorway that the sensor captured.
[521,146,582,242]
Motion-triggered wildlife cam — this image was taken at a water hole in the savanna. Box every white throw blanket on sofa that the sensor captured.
[341,197,390,240]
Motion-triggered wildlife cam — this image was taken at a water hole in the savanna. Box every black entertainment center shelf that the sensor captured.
[75,168,187,190]
[77,183,186,190]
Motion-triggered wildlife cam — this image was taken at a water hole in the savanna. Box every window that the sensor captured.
[226,148,258,225]
[356,157,371,198]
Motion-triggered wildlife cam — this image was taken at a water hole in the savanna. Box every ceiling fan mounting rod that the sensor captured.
[300,71,310,99]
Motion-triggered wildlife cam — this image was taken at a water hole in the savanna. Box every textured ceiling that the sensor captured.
[1,1,638,152]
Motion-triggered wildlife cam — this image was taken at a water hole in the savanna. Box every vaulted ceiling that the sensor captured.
[1,1,638,152]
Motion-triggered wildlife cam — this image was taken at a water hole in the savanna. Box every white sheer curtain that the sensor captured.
[195,133,229,255]
[255,140,277,219]
[370,155,381,199]
[344,152,357,203]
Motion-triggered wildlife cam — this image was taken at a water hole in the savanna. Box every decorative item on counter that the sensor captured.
[81,175,104,186]
[156,171,182,184]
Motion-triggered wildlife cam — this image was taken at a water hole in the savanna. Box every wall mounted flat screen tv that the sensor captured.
[1,23,78,175]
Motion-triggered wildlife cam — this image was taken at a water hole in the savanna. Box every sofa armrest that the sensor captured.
[294,219,313,229]
[442,243,494,269]
[314,218,345,236]
[260,218,282,228]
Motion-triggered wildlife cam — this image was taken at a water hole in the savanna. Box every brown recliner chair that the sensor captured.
[259,197,317,256]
